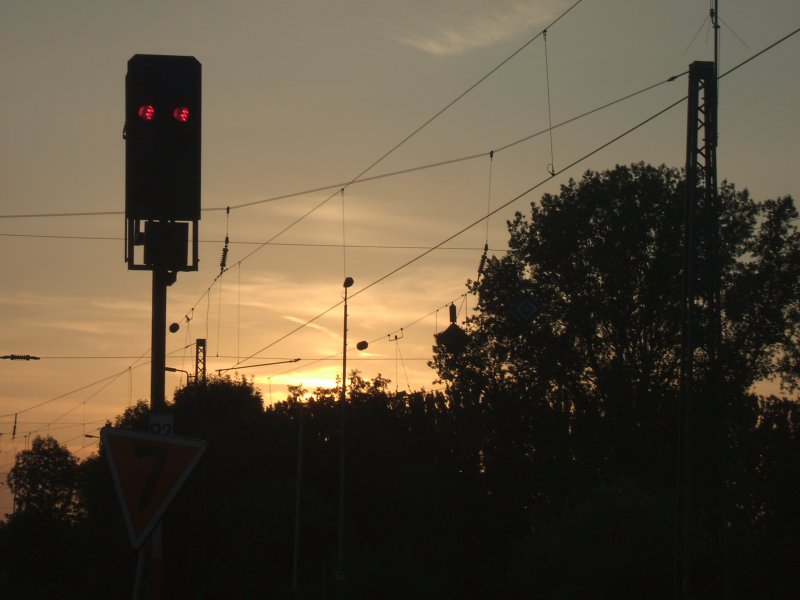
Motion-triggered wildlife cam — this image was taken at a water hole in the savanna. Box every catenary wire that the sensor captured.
[176,0,588,323]
[4,25,797,427]
[3,27,796,429]
[1,19,794,226]
[0,68,681,223]
[0,70,687,350]
[0,367,146,419]
[212,25,800,375]
[225,96,688,373]
[350,98,689,301]
[0,344,193,419]
[0,1,587,224]
[0,232,506,252]
[245,294,467,381]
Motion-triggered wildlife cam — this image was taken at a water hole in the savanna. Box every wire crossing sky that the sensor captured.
[1,0,799,517]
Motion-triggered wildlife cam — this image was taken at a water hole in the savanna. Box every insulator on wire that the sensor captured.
[219,236,229,272]
[1,354,40,360]
[478,243,488,277]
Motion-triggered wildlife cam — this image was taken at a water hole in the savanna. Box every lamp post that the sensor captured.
[333,277,370,594]
[165,366,192,383]
[336,276,353,588]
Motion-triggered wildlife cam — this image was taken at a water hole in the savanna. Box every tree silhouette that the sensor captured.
[2,436,85,597]
[1,165,797,597]
[7,435,81,522]
[432,162,800,596]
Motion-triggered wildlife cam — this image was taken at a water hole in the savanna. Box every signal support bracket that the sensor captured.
[126,218,199,272]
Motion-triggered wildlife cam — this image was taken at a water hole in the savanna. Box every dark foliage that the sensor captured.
[431,163,800,597]
[7,435,81,521]
[1,165,798,598]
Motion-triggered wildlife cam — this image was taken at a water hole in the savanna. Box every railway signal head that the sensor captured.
[125,54,201,222]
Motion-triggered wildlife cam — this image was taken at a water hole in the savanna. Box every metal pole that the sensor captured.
[679,63,701,600]
[151,268,169,412]
[679,59,720,600]
[148,267,174,599]
[132,540,149,600]
[709,6,729,592]
[292,403,305,597]
[337,280,350,589]
[195,338,207,384]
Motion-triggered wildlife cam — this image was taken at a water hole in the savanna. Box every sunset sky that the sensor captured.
[1,0,798,515]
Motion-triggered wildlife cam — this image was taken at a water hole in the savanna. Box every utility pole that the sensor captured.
[291,403,304,598]
[195,338,207,384]
[679,52,725,599]
[124,54,202,600]
[151,268,176,412]
[336,277,353,594]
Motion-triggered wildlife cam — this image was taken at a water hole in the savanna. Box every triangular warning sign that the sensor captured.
[101,427,207,548]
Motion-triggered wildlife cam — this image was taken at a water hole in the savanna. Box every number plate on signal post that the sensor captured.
[149,412,174,436]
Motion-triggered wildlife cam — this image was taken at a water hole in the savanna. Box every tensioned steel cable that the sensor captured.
[6,24,797,419]
[221,21,800,373]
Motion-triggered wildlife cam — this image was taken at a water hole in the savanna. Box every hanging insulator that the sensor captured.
[1,354,40,360]
[219,235,229,272]
[478,243,488,277]
[12,413,17,439]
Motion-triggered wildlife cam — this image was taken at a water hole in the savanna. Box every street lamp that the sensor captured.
[337,277,370,589]
[337,277,353,585]
[165,366,192,381]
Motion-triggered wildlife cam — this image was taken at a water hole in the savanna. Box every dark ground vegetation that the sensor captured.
[2,164,798,599]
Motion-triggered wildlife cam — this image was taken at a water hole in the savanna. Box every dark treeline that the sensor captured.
[2,164,798,599]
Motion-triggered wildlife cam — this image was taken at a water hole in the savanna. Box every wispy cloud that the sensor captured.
[396,0,565,57]
[282,315,340,341]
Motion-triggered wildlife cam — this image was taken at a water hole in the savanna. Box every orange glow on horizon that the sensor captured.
[255,367,342,403]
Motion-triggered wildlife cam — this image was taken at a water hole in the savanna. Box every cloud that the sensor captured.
[395,0,563,57]
[282,314,341,341]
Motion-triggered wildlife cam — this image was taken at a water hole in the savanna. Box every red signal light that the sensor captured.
[173,107,190,122]
[138,105,156,121]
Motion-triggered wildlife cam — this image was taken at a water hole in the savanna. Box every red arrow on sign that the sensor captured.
[101,427,207,548]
